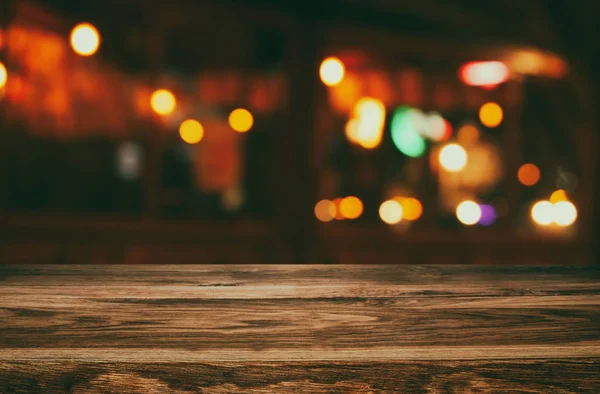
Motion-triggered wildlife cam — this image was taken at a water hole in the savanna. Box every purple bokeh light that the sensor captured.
[478,204,497,226]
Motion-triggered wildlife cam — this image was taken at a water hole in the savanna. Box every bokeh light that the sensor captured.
[439,143,468,172]
[426,113,445,140]
[391,107,426,157]
[116,142,142,180]
[70,23,101,56]
[319,57,345,87]
[315,199,336,222]
[460,61,509,87]
[333,198,345,220]
[479,102,503,128]
[518,163,540,186]
[379,200,404,225]
[553,201,577,227]
[457,124,480,145]
[179,119,204,144]
[345,118,360,144]
[0,62,6,89]
[456,200,482,225]
[549,189,568,204]
[339,196,363,219]
[399,197,423,221]
[229,108,254,133]
[478,204,497,226]
[531,200,554,226]
[150,89,176,115]
[352,97,386,149]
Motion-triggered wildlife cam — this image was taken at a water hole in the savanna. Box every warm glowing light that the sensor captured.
[460,61,509,87]
[391,106,426,157]
[70,23,101,56]
[315,199,336,222]
[531,200,554,226]
[518,163,540,186]
[345,118,360,144]
[553,201,577,227]
[150,89,176,115]
[333,198,345,220]
[351,97,386,149]
[179,119,204,144]
[456,200,482,225]
[400,197,423,221]
[439,143,468,172]
[0,62,6,89]
[457,124,480,145]
[479,102,503,128]
[549,189,568,204]
[339,196,363,219]
[229,108,254,133]
[379,200,404,225]
[320,57,345,86]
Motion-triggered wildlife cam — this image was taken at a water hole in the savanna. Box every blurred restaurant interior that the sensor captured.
[0,0,598,264]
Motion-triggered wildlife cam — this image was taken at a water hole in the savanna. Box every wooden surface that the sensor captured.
[0,265,599,393]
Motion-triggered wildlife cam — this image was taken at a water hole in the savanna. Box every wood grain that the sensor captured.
[1,265,599,393]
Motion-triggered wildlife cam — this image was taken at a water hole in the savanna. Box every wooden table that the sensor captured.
[1,265,599,393]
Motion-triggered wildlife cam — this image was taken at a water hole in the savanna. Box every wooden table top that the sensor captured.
[1,265,599,393]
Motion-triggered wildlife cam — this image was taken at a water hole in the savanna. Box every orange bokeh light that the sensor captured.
[400,197,423,221]
[518,163,541,186]
[339,196,363,219]
[179,119,204,144]
[229,108,254,133]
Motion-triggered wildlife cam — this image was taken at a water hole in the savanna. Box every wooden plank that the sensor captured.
[1,360,599,393]
[0,265,599,392]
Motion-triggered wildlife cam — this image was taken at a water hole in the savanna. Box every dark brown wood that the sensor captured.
[0,265,599,393]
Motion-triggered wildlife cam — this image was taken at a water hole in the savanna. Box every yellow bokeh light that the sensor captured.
[479,102,503,128]
[315,199,336,222]
[179,119,204,144]
[456,200,481,225]
[150,89,176,115]
[345,118,360,144]
[549,189,568,204]
[0,62,6,89]
[531,200,554,226]
[229,108,254,133]
[439,143,468,172]
[518,163,540,186]
[339,196,363,219]
[400,197,423,221]
[319,57,345,87]
[457,124,480,145]
[553,201,577,227]
[70,23,101,56]
[379,200,404,225]
[352,97,386,149]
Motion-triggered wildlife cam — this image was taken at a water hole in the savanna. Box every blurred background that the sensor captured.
[0,0,598,264]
